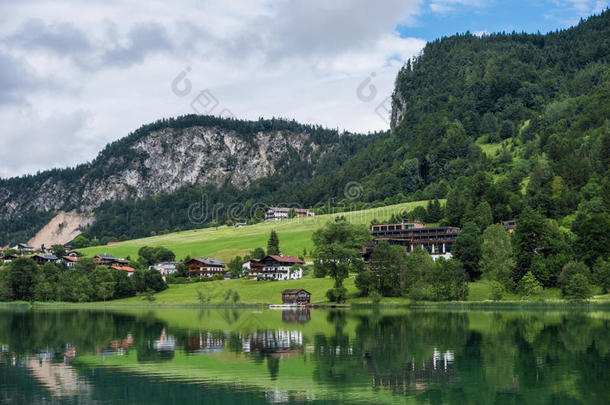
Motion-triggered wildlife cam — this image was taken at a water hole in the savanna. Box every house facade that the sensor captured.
[186,258,226,277]
[257,255,304,280]
[502,220,517,233]
[281,289,311,305]
[243,258,264,278]
[150,262,181,278]
[12,243,34,253]
[94,254,130,267]
[62,256,79,268]
[366,222,460,260]
[32,254,61,265]
[264,207,315,221]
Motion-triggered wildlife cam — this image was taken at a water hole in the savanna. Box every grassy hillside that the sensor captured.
[78,200,433,261]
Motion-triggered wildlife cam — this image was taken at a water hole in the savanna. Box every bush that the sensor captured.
[408,281,426,303]
[559,261,591,296]
[518,271,542,299]
[428,259,469,301]
[355,270,377,296]
[369,290,381,305]
[594,259,610,294]
[166,275,188,284]
[489,281,504,301]
[326,287,347,303]
[139,289,156,302]
[563,274,592,301]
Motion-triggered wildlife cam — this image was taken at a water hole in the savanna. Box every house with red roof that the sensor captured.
[111,265,136,276]
[257,255,304,280]
[62,256,79,268]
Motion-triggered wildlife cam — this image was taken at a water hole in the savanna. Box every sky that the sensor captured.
[0,0,607,178]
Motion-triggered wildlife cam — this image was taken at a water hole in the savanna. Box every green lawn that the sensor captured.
[110,276,592,306]
[78,200,435,262]
[114,275,359,305]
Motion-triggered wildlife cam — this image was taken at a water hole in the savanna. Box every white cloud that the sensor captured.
[429,0,489,14]
[0,0,431,178]
[561,0,608,14]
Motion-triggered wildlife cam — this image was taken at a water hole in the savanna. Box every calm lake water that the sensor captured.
[1,307,609,404]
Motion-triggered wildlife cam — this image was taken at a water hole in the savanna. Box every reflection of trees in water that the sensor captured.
[3,310,610,403]
[0,310,136,357]
[313,311,610,404]
[312,311,468,390]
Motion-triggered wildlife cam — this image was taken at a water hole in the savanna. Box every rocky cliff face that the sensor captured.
[0,125,324,221]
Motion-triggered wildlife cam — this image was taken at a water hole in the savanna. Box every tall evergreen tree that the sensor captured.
[266,230,280,255]
[452,222,482,280]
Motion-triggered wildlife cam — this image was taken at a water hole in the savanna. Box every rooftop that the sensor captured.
[266,255,305,264]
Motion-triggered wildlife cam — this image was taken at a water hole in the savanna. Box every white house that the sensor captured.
[150,261,181,278]
[264,207,315,221]
[257,255,304,280]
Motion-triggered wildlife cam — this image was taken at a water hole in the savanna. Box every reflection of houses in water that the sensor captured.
[25,357,93,398]
[243,330,303,359]
[243,330,302,353]
[184,329,304,358]
[370,349,459,395]
[153,329,176,352]
[185,331,226,354]
[281,308,311,324]
[265,389,290,404]
[95,333,134,357]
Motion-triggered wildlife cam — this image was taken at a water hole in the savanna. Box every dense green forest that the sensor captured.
[2,9,610,290]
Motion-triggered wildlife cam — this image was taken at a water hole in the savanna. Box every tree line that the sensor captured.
[0,257,167,303]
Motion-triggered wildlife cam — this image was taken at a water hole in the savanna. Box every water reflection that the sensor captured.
[281,308,311,324]
[0,309,610,404]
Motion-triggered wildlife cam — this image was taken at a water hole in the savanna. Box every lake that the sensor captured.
[1,307,609,404]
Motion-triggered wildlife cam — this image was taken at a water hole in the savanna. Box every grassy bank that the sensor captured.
[76,200,433,261]
[8,277,609,308]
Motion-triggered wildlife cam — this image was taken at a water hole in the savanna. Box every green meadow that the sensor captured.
[78,200,433,262]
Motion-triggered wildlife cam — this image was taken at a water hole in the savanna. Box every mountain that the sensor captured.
[2,10,610,248]
[0,116,378,246]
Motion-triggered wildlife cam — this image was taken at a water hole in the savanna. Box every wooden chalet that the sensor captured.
[32,254,60,265]
[281,289,311,305]
[186,257,226,277]
[243,258,264,278]
[94,254,130,267]
[258,255,305,280]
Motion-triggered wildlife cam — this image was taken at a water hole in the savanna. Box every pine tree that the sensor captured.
[267,230,280,255]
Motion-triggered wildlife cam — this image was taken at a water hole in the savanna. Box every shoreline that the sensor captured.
[3,300,610,311]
